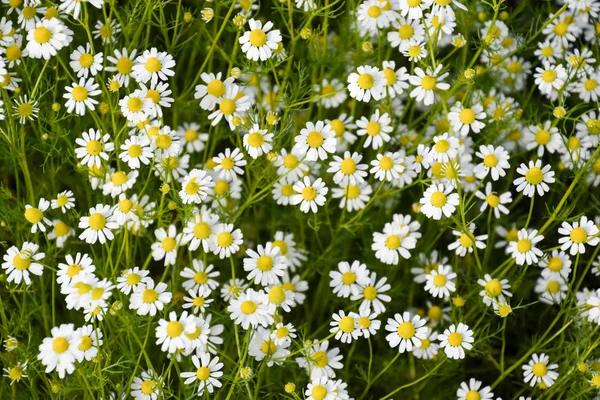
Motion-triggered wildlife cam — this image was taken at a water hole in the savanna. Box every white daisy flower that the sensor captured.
[73,325,102,362]
[420,183,459,220]
[474,144,510,181]
[2,242,45,285]
[328,151,368,186]
[523,121,562,157]
[522,353,559,387]
[63,77,101,116]
[372,224,416,264]
[424,264,456,298]
[24,198,51,233]
[227,288,274,329]
[239,18,282,61]
[290,176,329,213]
[513,160,555,197]
[409,64,450,106]
[212,223,243,259]
[317,79,347,109]
[194,72,234,110]
[78,204,118,244]
[179,169,215,205]
[50,190,75,213]
[382,60,410,98]
[181,259,220,293]
[477,274,512,307]
[356,109,393,150]
[475,182,512,218]
[151,225,182,266]
[25,19,69,60]
[351,272,391,314]
[329,260,371,298]
[438,322,474,359]
[347,65,386,102]
[131,370,161,400]
[74,128,114,168]
[448,102,486,136]
[208,84,251,130]
[456,378,494,400]
[37,323,79,379]
[293,120,337,161]
[116,266,151,295]
[385,312,427,353]
[243,242,288,286]
[534,62,567,94]
[56,253,95,288]
[243,124,273,159]
[430,132,460,162]
[558,216,600,255]
[296,340,343,380]
[448,224,488,257]
[508,228,544,266]
[213,147,247,180]
[120,89,155,124]
[105,48,137,86]
[155,311,195,353]
[69,43,103,78]
[180,354,224,395]
[132,47,176,85]
[119,135,153,169]
[330,310,362,344]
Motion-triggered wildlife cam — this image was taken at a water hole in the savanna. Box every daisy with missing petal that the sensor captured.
[180,354,224,396]
[513,160,555,197]
[212,223,243,259]
[438,323,474,359]
[293,120,336,161]
[208,84,251,130]
[356,110,393,150]
[382,60,410,98]
[151,225,181,266]
[409,65,450,106]
[25,19,69,59]
[477,274,512,306]
[244,124,273,159]
[508,229,544,266]
[105,48,137,86]
[474,144,509,181]
[475,183,512,218]
[24,198,51,233]
[330,260,370,298]
[213,147,247,180]
[194,72,234,110]
[3,361,27,385]
[420,183,459,220]
[156,311,195,353]
[347,65,386,102]
[12,95,39,124]
[330,311,362,344]
[385,312,427,353]
[352,272,391,314]
[2,242,45,285]
[558,216,600,255]
[243,242,288,286]
[456,378,494,400]
[290,176,329,213]
[116,267,151,295]
[75,128,114,168]
[64,77,101,116]
[228,288,274,329]
[70,43,103,78]
[179,169,215,205]
[448,102,486,136]
[130,279,172,316]
[56,253,95,288]
[239,19,282,61]
[37,324,78,379]
[522,353,559,388]
[424,265,456,298]
[79,204,118,244]
[132,47,176,85]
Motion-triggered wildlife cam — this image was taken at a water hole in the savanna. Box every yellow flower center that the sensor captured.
[483,154,498,167]
[52,337,69,354]
[570,227,587,243]
[89,213,106,230]
[33,27,52,44]
[430,191,447,207]
[311,350,328,368]
[194,271,208,284]
[532,362,548,377]
[397,321,415,339]
[247,132,264,147]
[79,53,94,68]
[302,186,317,201]
[241,300,257,315]
[257,255,273,271]
[6,45,21,61]
[421,76,436,90]
[535,129,551,145]
[341,271,356,285]
[217,232,233,247]
[339,316,355,333]
[141,380,155,395]
[24,207,43,224]
[428,305,442,321]
[379,156,393,170]
[486,194,500,207]
[273,240,288,255]
[214,180,229,195]
[386,235,401,250]
[207,79,225,97]
[249,29,267,46]
[366,121,381,136]
[126,273,141,285]
[196,366,210,381]
[435,139,450,153]
[13,254,31,271]
[161,237,176,252]
[466,390,481,400]
[219,99,236,115]
[142,288,159,303]
[447,332,463,346]
[363,286,377,300]
[516,239,532,253]
[485,279,502,297]
[433,274,447,287]
[554,22,567,36]
[18,102,33,117]
[111,171,128,186]
[525,167,543,184]
[307,131,324,148]
[166,321,184,338]
[340,158,357,175]
[78,336,93,351]
[8,367,22,381]
[357,73,374,89]
[541,70,556,83]
[459,109,475,125]
[367,5,381,17]
[398,24,414,39]
[268,286,285,304]
[155,134,172,150]
[359,316,371,328]
[193,296,205,307]
[312,385,327,400]
[145,57,162,73]
[585,79,598,91]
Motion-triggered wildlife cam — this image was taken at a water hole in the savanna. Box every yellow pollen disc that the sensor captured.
[257,255,273,271]
[367,5,381,17]
[54,221,70,236]
[89,213,106,230]
[166,321,184,338]
[24,207,43,224]
[91,287,105,300]
[339,316,355,333]
[458,233,474,248]
[241,300,257,315]
[219,99,236,115]
[185,129,198,142]
[193,297,205,307]
[585,79,598,91]
[485,279,502,297]
[194,271,208,284]
[408,45,421,57]
[217,232,233,247]
[67,263,82,277]
[435,139,450,153]
[161,237,176,252]
[466,390,481,400]
[359,316,371,328]
[196,366,210,381]
[6,45,21,61]
[547,257,562,272]
[142,288,158,303]
[591,375,600,387]
[146,90,160,104]
[397,321,415,339]
[307,131,324,148]
[155,134,172,149]
[421,76,436,90]
[247,132,264,147]
[366,121,381,136]
[276,327,289,338]
[341,271,356,285]
[486,194,500,207]
[535,129,550,145]
[249,29,267,46]
[508,61,522,73]
[430,191,447,207]
[53,337,69,353]
[363,286,377,300]
[447,332,463,346]
[542,70,556,83]
[8,367,22,381]
[79,53,94,68]
[283,154,299,169]
[75,282,92,294]
[116,57,133,74]
[321,84,335,96]
[379,156,393,170]
[340,158,357,175]
[516,239,531,253]
[220,157,235,170]
[312,385,327,400]
[483,154,498,167]
[525,167,543,184]
[345,184,360,199]
[433,274,447,287]
[532,362,548,377]
[34,26,52,44]
[554,22,567,36]
[570,227,587,243]
[459,108,475,124]
[126,273,141,285]
[386,235,401,250]
[214,180,229,195]
[79,336,93,351]
[207,79,225,97]
[407,0,421,6]
[145,57,162,73]
[498,305,511,317]
[127,144,143,158]
[273,239,288,255]
[302,186,317,201]
[311,351,328,368]
[18,103,33,117]
[268,286,285,304]
[141,380,155,395]
[111,171,128,186]
[13,254,31,271]
[420,338,431,349]
[398,24,414,39]
[357,73,374,89]
[428,306,442,321]
[71,86,88,102]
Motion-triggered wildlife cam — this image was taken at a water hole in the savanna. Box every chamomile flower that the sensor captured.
[317,79,347,109]
[477,274,512,307]
[330,311,362,344]
[177,122,208,153]
[106,48,137,86]
[540,250,572,278]
[37,324,78,378]
[293,120,337,161]
[120,89,155,123]
[12,95,39,124]
[131,370,161,400]
[388,18,426,51]
[328,151,368,186]
[151,225,182,266]
[2,242,45,285]
[208,84,251,130]
[75,128,114,168]
[424,264,456,298]
[181,259,220,293]
[438,322,474,359]
[522,353,559,388]
[290,176,329,213]
[296,340,344,380]
[93,19,120,44]
[78,204,118,244]
[513,160,555,197]
[116,267,151,295]
[456,379,494,400]
[508,229,544,266]
[180,354,224,395]
[356,0,390,36]
[49,190,74,213]
[183,286,213,314]
[119,135,153,169]
[475,183,512,218]
[352,272,391,314]
[3,362,27,384]
[523,121,562,157]
[347,65,386,102]
[132,47,176,85]
[534,62,567,94]
[385,312,427,353]
[370,151,405,181]
[64,77,101,116]
[330,260,370,298]
[448,102,486,136]
[70,44,103,78]
[243,124,273,159]
[179,169,214,204]
[409,65,450,106]
[24,198,51,233]
[274,148,310,183]
[430,132,460,162]
[239,19,282,61]
[356,110,393,150]
[535,272,568,304]
[372,224,416,264]
[212,223,243,259]
[156,311,195,354]
[420,183,459,220]
[213,147,247,180]
[474,145,510,181]
[228,288,274,329]
[73,325,102,362]
[25,19,69,59]
[243,242,288,286]
[558,216,600,255]
[194,72,234,110]
[102,169,138,198]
